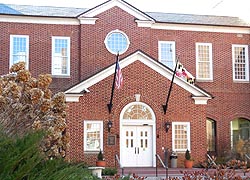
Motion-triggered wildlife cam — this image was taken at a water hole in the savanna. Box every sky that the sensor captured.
[0,0,249,19]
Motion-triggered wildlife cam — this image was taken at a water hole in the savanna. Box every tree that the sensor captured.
[0,62,69,159]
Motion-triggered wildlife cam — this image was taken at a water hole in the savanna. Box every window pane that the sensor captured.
[173,123,190,151]
[85,122,101,151]
[196,43,212,80]
[11,35,28,68]
[234,46,247,80]
[159,42,175,69]
[52,37,70,76]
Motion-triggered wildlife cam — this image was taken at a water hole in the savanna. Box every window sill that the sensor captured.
[196,79,213,83]
[52,75,71,78]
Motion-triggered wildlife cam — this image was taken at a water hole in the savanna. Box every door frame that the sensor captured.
[119,102,156,167]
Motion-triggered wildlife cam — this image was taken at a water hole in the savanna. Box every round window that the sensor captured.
[104,29,130,55]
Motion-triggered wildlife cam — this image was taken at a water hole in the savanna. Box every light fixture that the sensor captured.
[165,122,171,133]
[107,120,113,133]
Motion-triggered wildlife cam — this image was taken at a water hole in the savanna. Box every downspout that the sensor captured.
[78,19,82,82]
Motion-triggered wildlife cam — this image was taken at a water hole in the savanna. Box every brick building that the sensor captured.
[0,0,249,167]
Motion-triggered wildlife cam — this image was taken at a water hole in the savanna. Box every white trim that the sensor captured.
[80,0,154,22]
[104,29,130,55]
[78,17,98,24]
[196,43,213,81]
[65,94,83,102]
[135,20,154,27]
[1,15,249,34]
[192,96,211,104]
[152,23,250,34]
[9,35,29,69]
[172,122,191,152]
[65,51,212,102]
[120,102,156,167]
[51,36,71,76]
[0,15,79,25]
[83,120,103,152]
[232,44,249,82]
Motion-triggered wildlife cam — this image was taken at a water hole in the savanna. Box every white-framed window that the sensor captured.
[52,36,70,76]
[10,35,29,69]
[232,45,249,82]
[196,43,213,81]
[84,121,103,152]
[158,41,176,69]
[172,122,191,152]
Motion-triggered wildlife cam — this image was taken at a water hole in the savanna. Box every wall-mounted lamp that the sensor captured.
[165,122,171,133]
[107,120,113,133]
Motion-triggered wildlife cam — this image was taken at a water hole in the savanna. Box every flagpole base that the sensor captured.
[107,103,113,114]
[162,105,167,114]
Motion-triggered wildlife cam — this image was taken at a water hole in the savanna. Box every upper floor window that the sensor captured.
[84,121,103,151]
[10,35,29,69]
[52,36,70,76]
[232,45,249,82]
[172,122,190,152]
[104,29,130,55]
[196,43,213,81]
[158,41,176,69]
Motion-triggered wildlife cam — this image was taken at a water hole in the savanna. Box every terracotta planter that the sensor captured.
[184,160,193,168]
[96,160,106,167]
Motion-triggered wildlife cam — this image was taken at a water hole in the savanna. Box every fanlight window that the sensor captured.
[123,104,152,120]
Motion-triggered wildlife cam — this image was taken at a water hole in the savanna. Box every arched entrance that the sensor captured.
[120,102,156,167]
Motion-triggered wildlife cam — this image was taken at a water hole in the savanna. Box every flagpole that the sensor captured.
[107,53,119,114]
[162,57,179,114]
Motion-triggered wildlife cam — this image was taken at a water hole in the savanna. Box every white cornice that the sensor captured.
[152,23,250,34]
[1,15,248,34]
[0,15,79,25]
[78,17,99,24]
[65,51,212,103]
[192,96,212,104]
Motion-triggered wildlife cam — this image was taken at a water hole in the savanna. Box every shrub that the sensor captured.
[0,130,98,180]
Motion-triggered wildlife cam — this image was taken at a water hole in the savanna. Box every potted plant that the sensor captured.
[96,149,106,167]
[184,149,193,168]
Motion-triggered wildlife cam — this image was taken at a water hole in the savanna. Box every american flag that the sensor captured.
[115,60,123,89]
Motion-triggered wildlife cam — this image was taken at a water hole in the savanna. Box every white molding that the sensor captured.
[65,94,83,102]
[0,15,79,25]
[79,0,154,22]
[65,51,212,100]
[192,96,211,104]
[135,20,154,27]
[1,15,249,34]
[78,17,98,24]
[152,23,250,34]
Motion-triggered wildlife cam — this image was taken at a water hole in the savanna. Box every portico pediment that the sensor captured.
[65,50,212,104]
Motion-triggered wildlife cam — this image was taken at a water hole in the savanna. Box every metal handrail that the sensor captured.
[115,154,124,176]
[155,154,168,179]
[245,154,250,161]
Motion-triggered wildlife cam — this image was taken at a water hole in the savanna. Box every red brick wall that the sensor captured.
[0,22,80,93]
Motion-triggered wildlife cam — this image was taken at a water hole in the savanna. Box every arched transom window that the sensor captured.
[123,104,152,120]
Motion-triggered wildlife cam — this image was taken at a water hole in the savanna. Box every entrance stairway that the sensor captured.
[118,167,191,179]
[117,167,249,179]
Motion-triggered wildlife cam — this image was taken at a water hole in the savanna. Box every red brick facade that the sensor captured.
[0,0,249,167]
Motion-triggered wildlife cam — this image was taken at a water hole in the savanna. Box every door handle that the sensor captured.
[135,147,136,154]
[137,147,139,154]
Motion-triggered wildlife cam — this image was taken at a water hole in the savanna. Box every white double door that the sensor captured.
[121,125,153,167]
